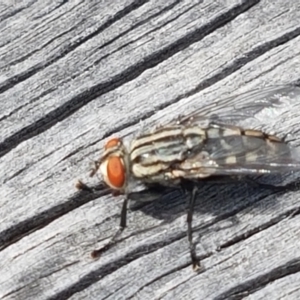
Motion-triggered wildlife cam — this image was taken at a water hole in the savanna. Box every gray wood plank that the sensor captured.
[1,0,300,299]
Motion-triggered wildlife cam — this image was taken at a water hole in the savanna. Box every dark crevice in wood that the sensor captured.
[92,185,287,268]
[5,24,79,68]
[1,184,292,297]
[0,1,35,25]
[1,167,293,269]
[218,204,300,251]
[214,258,300,300]
[3,1,93,69]
[91,1,197,66]
[293,79,300,87]
[0,0,261,158]
[91,2,197,67]
[0,86,56,123]
[0,1,181,121]
[149,1,200,32]
[132,199,300,299]
[3,138,77,183]
[0,0,150,94]
[193,189,272,230]
[243,51,295,85]
[190,176,300,238]
[151,25,300,118]
[0,2,79,62]
[126,263,197,300]
[39,189,284,299]
[31,0,70,21]
[212,180,300,249]
[94,0,182,54]
[0,185,108,251]
[2,284,26,299]
[54,193,293,300]
[47,233,205,300]
[1,260,80,299]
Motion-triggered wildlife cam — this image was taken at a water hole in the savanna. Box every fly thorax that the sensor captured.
[182,126,207,155]
[127,125,208,180]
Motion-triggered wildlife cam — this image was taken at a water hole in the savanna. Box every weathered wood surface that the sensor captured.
[1,0,300,299]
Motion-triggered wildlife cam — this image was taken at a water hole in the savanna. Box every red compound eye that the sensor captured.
[105,138,120,150]
[106,156,125,189]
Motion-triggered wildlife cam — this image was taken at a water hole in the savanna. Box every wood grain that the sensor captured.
[1,0,300,299]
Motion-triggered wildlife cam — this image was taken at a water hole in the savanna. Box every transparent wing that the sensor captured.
[175,85,300,175]
[177,85,300,129]
[213,135,300,175]
[180,124,300,176]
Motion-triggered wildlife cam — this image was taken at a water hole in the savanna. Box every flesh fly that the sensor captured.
[77,85,300,271]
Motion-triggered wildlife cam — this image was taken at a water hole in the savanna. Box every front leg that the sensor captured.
[91,197,129,259]
[76,180,129,259]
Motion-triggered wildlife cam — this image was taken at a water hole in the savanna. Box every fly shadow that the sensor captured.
[129,173,299,222]
[77,172,300,271]
[130,174,300,269]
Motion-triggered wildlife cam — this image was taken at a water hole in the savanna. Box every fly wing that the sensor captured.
[205,126,300,175]
[175,85,300,176]
[177,85,300,130]
[179,124,300,177]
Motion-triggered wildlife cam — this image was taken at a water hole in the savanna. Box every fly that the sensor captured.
[77,85,300,271]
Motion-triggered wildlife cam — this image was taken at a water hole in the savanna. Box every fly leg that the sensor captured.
[75,179,106,193]
[91,197,128,258]
[76,179,129,258]
[187,185,201,271]
[76,159,102,191]
[75,180,95,193]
